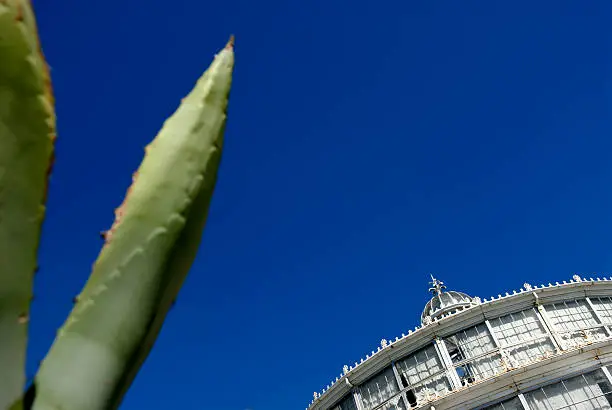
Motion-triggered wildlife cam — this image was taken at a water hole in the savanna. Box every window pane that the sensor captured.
[332,394,358,410]
[446,324,496,362]
[445,323,503,384]
[489,308,556,367]
[395,344,445,386]
[544,300,599,331]
[357,367,400,410]
[590,297,612,324]
[544,300,608,349]
[524,369,612,409]
[394,344,451,405]
[375,396,407,410]
[481,396,524,410]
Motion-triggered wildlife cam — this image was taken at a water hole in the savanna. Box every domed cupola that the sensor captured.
[421,275,478,325]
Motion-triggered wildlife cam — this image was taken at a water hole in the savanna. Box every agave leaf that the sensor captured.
[107,149,223,409]
[0,0,55,407]
[31,37,235,410]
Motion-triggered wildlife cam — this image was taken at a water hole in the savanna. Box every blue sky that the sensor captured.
[28,1,612,409]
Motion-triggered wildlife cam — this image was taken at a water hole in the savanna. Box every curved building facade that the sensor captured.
[306,275,612,410]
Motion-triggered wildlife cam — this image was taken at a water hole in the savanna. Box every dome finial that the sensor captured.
[428,274,446,296]
[422,276,475,325]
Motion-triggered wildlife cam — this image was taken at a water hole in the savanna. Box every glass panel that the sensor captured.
[445,323,504,384]
[524,368,612,409]
[446,323,497,361]
[394,344,451,407]
[395,344,451,398]
[357,367,400,410]
[481,396,524,410]
[544,300,608,348]
[374,396,407,410]
[457,351,504,383]
[489,308,556,367]
[590,297,612,324]
[544,300,599,330]
[332,394,358,410]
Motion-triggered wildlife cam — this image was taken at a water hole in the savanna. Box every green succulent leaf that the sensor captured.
[31,37,235,410]
[0,0,55,408]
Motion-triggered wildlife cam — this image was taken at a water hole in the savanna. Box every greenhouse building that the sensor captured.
[306,275,612,410]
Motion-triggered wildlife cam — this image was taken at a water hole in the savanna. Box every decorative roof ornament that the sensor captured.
[421,275,477,325]
[428,274,446,295]
[381,338,388,348]
[523,282,532,291]
[572,274,582,282]
[343,364,349,375]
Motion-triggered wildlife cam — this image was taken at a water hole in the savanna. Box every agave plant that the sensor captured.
[0,1,235,409]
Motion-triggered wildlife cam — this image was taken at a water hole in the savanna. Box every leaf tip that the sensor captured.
[226,34,235,50]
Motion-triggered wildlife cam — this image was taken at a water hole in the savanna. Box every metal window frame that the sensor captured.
[532,292,564,351]
[390,360,410,409]
[585,296,612,337]
[517,393,530,409]
[353,389,365,410]
[392,341,455,407]
[434,337,463,390]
